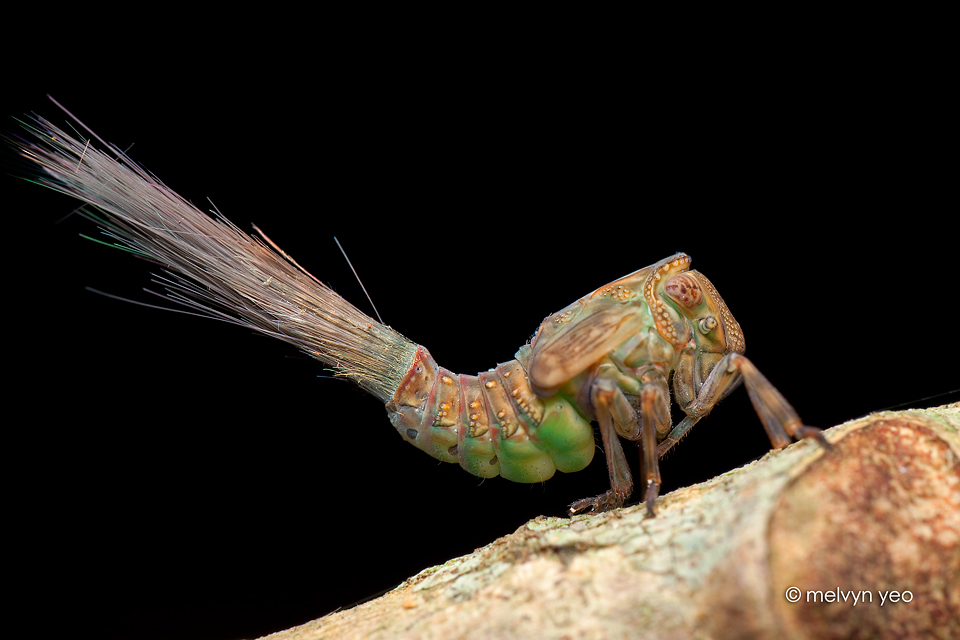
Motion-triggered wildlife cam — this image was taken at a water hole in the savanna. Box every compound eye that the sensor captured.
[664,273,703,309]
[698,316,718,334]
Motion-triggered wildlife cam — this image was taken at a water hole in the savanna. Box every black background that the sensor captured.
[4,41,956,640]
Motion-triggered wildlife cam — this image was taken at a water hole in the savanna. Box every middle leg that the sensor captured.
[638,380,671,515]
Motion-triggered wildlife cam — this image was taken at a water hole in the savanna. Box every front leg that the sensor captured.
[657,352,831,458]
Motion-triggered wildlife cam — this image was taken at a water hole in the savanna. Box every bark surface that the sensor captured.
[261,404,959,640]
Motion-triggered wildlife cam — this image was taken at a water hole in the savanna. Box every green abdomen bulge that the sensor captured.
[385,345,595,483]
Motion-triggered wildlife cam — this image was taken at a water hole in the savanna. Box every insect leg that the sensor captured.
[656,415,701,458]
[734,354,831,448]
[568,378,635,515]
[658,352,830,458]
[639,382,670,516]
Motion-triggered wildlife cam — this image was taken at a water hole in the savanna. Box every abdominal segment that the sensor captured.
[386,346,595,482]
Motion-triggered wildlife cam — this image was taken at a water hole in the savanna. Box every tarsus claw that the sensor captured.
[568,489,627,515]
[794,425,833,451]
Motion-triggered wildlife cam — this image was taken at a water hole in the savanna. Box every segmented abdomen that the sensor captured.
[385,345,595,483]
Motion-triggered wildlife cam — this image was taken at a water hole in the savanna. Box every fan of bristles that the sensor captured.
[13,112,415,402]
